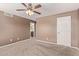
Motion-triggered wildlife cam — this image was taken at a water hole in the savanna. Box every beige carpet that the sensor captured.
[0,39,79,56]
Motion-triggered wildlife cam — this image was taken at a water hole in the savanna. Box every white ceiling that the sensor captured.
[0,3,79,20]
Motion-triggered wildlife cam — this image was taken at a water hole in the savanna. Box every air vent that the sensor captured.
[3,12,14,17]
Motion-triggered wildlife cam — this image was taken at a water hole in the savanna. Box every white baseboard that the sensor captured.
[36,40,79,51]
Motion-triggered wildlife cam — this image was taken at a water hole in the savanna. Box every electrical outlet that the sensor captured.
[46,37,48,40]
[17,38,20,40]
[10,39,13,42]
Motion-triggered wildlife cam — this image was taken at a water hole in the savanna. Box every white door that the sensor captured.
[57,16,71,47]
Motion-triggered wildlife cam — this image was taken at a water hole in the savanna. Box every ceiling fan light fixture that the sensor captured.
[26,10,34,16]
[16,3,41,16]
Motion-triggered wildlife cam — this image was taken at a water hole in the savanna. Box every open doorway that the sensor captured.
[30,21,36,38]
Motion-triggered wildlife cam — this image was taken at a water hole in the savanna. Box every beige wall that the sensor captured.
[77,10,79,48]
[0,11,30,46]
[36,10,79,48]
[36,15,57,43]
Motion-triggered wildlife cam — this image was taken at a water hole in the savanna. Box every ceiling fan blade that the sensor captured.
[33,11,41,15]
[21,3,27,7]
[35,4,41,9]
[16,9,26,11]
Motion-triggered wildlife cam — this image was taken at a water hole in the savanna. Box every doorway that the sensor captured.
[57,16,71,47]
[30,21,36,38]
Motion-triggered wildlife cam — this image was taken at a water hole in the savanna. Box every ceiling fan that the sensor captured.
[16,3,41,16]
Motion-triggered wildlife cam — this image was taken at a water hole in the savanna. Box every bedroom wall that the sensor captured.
[0,11,30,46]
[36,10,79,48]
[77,10,79,48]
[36,15,57,43]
